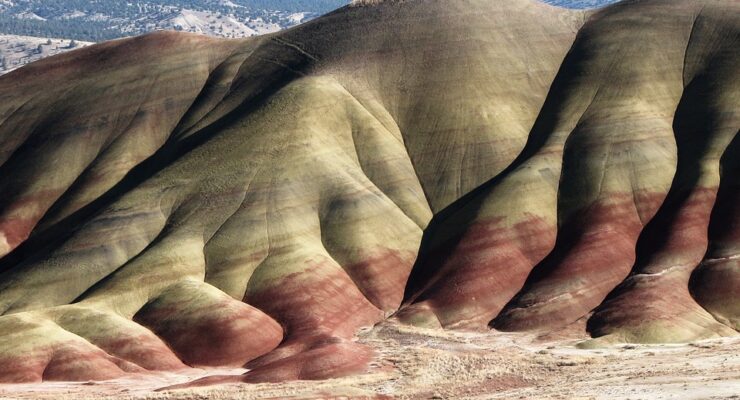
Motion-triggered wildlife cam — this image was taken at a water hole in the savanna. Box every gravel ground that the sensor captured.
[0,321,738,400]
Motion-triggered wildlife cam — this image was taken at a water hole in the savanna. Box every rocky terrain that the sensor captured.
[0,0,737,397]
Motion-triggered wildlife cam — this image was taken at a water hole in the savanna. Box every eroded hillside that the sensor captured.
[0,0,737,387]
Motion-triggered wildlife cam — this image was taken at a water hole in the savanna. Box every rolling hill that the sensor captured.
[0,0,737,388]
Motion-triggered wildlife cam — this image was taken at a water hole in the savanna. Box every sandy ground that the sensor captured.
[0,321,738,400]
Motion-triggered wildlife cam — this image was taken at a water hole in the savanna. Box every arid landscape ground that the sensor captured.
[1,321,738,399]
[0,0,737,398]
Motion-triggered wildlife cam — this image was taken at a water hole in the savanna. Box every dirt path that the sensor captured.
[1,322,738,399]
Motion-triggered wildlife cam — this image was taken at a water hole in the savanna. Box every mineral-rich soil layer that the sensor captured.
[0,0,737,389]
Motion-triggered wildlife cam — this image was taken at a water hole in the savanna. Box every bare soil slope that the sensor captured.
[0,0,737,389]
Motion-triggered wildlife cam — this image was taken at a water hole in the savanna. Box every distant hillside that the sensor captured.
[543,0,617,8]
[0,0,621,75]
[0,34,91,74]
[0,1,620,43]
[0,0,348,42]
[0,0,350,74]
